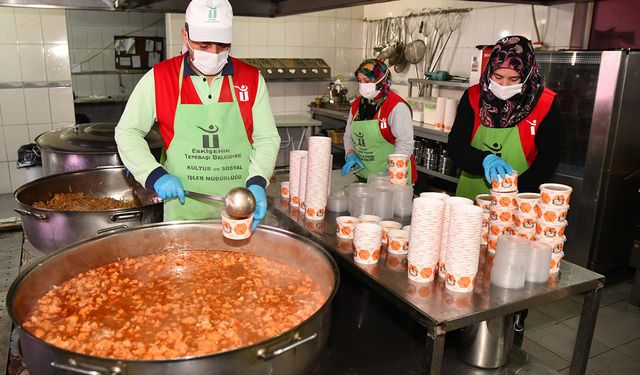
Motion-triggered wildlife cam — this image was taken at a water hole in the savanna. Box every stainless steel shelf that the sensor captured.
[416,166,459,183]
[408,78,469,88]
[413,124,449,143]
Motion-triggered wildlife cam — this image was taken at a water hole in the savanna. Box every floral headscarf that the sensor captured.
[353,59,392,121]
[479,35,543,128]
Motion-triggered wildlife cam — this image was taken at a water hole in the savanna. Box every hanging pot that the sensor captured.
[35,122,163,176]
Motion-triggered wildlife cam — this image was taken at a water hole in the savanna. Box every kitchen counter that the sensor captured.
[265,170,605,375]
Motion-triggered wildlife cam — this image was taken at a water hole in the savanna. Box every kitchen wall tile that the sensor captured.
[87,27,103,49]
[71,25,89,50]
[334,48,352,76]
[250,19,269,46]
[554,3,574,48]
[233,17,251,46]
[19,45,47,82]
[102,26,116,47]
[267,82,286,97]
[144,12,163,26]
[316,10,336,19]
[267,19,286,47]
[514,5,536,42]
[0,131,6,161]
[120,74,134,96]
[251,46,269,58]
[457,10,478,49]
[267,46,286,58]
[284,46,302,58]
[350,20,364,49]
[270,96,285,115]
[319,18,336,48]
[285,16,303,46]
[492,6,516,40]
[24,88,51,124]
[15,8,43,44]
[49,87,75,123]
[79,10,100,27]
[475,7,497,45]
[45,45,72,81]
[3,125,30,162]
[0,8,18,45]
[91,75,107,96]
[335,19,351,48]
[0,89,27,125]
[542,5,558,47]
[103,48,116,70]
[0,45,22,83]
[41,9,67,45]
[9,163,28,191]
[336,7,352,19]
[114,10,129,26]
[74,48,91,73]
[27,123,52,141]
[302,17,320,48]
[315,47,336,73]
[0,163,11,194]
[87,48,104,71]
[105,75,121,96]
[98,10,115,26]
[128,12,143,27]
[74,75,92,97]
[230,45,250,58]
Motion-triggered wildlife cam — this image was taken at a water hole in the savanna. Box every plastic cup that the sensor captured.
[388,153,409,169]
[549,250,564,273]
[539,183,572,207]
[420,192,449,200]
[387,229,410,255]
[280,181,290,199]
[490,190,517,209]
[358,214,381,224]
[221,211,253,240]
[491,170,518,192]
[535,220,567,239]
[445,271,477,293]
[380,220,403,244]
[350,194,375,217]
[526,241,552,283]
[475,194,492,212]
[408,260,437,283]
[373,186,396,220]
[336,216,360,239]
[535,204,569,223]
[515,193,540,214]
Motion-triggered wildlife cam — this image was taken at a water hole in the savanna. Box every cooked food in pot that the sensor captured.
[22,250,325,360]
[33,192,136,211]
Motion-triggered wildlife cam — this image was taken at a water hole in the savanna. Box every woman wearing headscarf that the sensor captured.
[341,59,417,184]
[448,36,566,199]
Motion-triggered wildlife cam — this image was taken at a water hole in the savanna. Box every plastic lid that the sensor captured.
[36,123,163,153]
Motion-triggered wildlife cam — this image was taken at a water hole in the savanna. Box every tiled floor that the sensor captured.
[1,193,638,374]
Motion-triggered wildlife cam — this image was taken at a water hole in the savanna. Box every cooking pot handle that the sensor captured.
[13,208,48,221]
[111,210,143,222]
[256,332,318,360]
[97,225,129,235]
[50,361,122,375]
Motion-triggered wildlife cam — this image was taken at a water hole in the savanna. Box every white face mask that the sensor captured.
[488,69,532,100]
[188,41,229,76]
[359,71,388,100]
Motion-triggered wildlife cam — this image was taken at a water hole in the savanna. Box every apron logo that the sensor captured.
[380,118,388,129]
[198,124,220,149]
[355,131,366,148]
[234,85,249,102]
[483,142,503,157]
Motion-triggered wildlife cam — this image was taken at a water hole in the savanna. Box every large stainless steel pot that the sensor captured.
[14,166,163,253]
[7,222,339,375]
[35,123,163,176]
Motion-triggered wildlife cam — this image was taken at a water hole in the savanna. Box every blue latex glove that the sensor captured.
[153,174,185,204]
[482,154,514,184]
[247,184,267,231]
[341,154,365,176]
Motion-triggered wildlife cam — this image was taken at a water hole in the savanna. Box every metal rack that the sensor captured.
[408,78,468,98]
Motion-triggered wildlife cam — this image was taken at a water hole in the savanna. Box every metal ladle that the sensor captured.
[186,187,256,219]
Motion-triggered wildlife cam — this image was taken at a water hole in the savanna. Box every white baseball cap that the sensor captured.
[185,0,233,44]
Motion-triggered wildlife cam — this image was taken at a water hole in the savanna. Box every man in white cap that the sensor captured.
[115,0,280,228]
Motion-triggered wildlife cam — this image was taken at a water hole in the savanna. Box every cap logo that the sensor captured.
[206,5,219,23]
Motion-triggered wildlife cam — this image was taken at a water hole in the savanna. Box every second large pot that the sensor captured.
[14,166,163,252]
[8,222,339,375]
[35,122,163,176]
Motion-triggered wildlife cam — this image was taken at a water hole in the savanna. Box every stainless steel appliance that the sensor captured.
[7,222,338,375]
[35,123,163,176]
[14,166,163,252]
[536,50,640,272]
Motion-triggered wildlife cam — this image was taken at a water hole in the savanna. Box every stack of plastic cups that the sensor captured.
[490,235,531,289]
[407,197,445,283]
[393,185,414,218]
[336,216,360,240]
[353,223,383,265]
[388,154,409,186]
[513,193,540,241]
[445,204,483,292]
[304,136,332,220]
[475,194,492,246]
[535,183,572,273]
[298,155,308,213]
[439,196,474,278]
[367,172,390,187]
[419,192,449,200]
[280,181,290,199]
[373,186,396,220]
[288,150,308,207]
[526,241,552,283]
[348,182,372,216]
[488,172,518,254]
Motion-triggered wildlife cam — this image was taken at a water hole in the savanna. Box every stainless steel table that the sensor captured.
[265,171,605,375]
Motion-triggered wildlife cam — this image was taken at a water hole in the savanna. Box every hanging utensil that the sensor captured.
[429,12,465,72]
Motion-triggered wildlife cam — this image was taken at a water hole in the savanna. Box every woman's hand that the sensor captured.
[341,154,365,176]
[482,154,513,183]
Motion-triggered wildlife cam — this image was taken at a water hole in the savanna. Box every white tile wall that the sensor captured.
[0,8,73,193]
[66,10,165,98]
[165,7,365,116]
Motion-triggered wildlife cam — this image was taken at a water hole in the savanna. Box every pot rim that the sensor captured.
[13,166,162,212]
[7,221,340,364]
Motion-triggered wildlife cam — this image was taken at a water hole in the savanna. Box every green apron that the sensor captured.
[456,125,529,199]
[351,111,411,184]
[162,66,252,221]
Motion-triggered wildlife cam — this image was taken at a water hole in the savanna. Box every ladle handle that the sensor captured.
[185,190,225,202]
